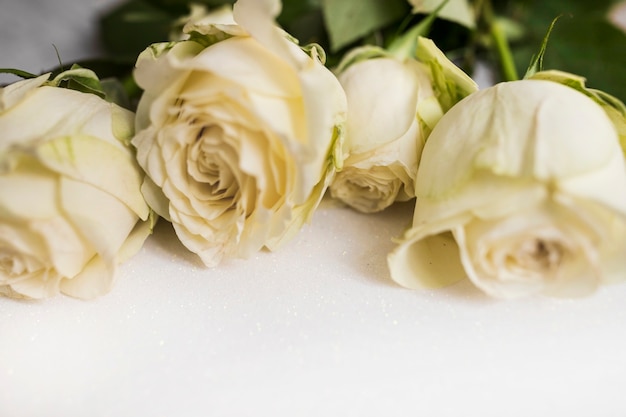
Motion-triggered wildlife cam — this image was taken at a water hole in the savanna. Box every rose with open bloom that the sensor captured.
[388,79,626,298]
[329,38,477,213]
[132,0,346,266]
[0,74,151,299]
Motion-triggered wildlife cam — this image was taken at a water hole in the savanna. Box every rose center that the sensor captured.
[188,125,239,200]
[0,250,27,276]
[511,238,563,273]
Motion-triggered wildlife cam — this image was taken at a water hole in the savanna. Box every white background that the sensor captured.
[2,1,626,416]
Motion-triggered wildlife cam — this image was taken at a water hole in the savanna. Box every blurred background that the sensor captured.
[3,0,626,98]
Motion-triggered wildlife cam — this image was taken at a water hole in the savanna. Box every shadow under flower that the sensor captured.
[146,220,206,268]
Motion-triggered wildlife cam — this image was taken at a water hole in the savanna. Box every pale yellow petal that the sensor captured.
[36,135,149,219]
[388,231,466,289]
[59,254,114,299]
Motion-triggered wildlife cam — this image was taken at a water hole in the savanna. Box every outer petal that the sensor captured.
[233,0,305,69]
[184,38,300,98]
[0,156,58,220]
[0,73,49,111]
[0,87,128,152]
[338,57,421,153]
[59,177,139,270]
[59,254,113,299]
[33,216,92,279]
[294,59,347,201]
[5,269,64,300]
[416,80,623,207]
[388,231,466,289]
[36,135,149,219]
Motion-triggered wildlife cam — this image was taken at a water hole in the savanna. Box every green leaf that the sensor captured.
[45,66,134,108]
[0,68,39,80]
[410,0,475,29]
[388,0,451,59]
[279,0,321,23]
[100,0,178,61]
[51,65,106,99]
[278,1,328,55]
[509,0,626,101]
[145,0,234,13]
[334,45,389,74]
[321,0,411,51]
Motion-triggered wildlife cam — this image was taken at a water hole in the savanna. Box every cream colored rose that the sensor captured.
[132,0,346,266]
[0,75,151,299]
[329,39,477,213]
[329,55,432,213]
[388,79,626,298]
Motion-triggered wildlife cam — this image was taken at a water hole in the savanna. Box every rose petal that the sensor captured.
[0,73,49,112]
[338,58,421,153]
[0,157,59,221]
[59,254,113,299]
[36,134,149,220]
[388,231,466,289]
[59,177,138,263]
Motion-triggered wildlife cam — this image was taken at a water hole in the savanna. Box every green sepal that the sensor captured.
[334,45,389,74]
[300,43,327,66]
[0,68,39,80]
[415,36,478,112]
[185,26,236,48]
[523,16,562,79]
[46,65,133,109]
[49,66,107,99]
[387,0,450,60]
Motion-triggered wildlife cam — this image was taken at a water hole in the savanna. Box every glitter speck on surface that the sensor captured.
[2,2,626,416]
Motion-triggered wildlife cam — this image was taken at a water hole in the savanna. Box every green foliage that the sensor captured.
[88,0,626,106]
[523,16,560,78]
[504,0,626,101]
[0,68,38,79]
[321,0,411,52]
[411,0,475,28]
[100,0,176,62]
[52,66,106,98]
[146,0,235,13]
[278,0,328,56]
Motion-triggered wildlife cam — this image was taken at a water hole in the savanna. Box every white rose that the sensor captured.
[388,79,626,298]
[329,39,477,213]
[132,0,346,266]
[0,74,151,299]
[329,54,432,213]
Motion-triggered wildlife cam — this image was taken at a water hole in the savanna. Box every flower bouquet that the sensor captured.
[2,0,626,300]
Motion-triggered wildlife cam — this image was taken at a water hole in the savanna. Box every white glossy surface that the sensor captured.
[2,2,626,416]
